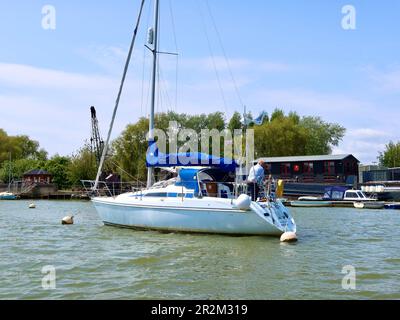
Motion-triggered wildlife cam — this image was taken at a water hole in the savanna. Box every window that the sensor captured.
[304,162,314,174]
[144,192,168,197]
[357,192,366,199]
[331,191,345,200]
[346,192,359,199]
[324,161,335,175]
[280,163,291,175]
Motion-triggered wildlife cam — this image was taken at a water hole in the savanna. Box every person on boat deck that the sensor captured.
[247,160,268,201]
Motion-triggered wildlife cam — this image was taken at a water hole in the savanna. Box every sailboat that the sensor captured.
[88,0,297,238]
[0,153,17,200]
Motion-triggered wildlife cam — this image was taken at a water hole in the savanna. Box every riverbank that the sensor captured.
[17,191,90,200]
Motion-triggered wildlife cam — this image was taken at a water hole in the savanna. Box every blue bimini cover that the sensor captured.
[146,143,238,172]
[323,186,350,200]
[175,168,201,195]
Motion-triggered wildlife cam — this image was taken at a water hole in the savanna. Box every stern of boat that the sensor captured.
[252,200,297,234]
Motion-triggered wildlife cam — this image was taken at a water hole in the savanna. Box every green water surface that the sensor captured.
[0,200,399,299]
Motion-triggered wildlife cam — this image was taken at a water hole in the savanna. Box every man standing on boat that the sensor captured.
[247,160,268,201]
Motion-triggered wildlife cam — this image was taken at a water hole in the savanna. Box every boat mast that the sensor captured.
[147,0,160,188]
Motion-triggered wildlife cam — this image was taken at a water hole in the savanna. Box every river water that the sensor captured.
[0,200,399,300]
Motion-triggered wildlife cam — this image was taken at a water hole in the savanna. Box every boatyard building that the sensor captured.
[23,169,53,184]
[255,154,360,184]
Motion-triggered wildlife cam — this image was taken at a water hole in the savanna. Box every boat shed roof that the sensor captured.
[23,169,52,176]
[255,154,359,164]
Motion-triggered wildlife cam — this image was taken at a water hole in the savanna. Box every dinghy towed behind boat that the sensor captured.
[83,0,297,238]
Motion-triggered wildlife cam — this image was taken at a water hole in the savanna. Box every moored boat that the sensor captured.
[290,200,332,208]
[91,158,297,236]
[384,203,400,210]
[353,201,385,209]
[86,0,297,238]
[0,192,17,200]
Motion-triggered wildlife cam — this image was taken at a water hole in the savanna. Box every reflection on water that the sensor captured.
[0,200,399,299]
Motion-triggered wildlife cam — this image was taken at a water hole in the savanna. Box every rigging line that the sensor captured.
[94,0,146,190]
[157,52,161,114]
[145,67,153,118]
[168,0,179,112]
[196,0,229,113]
[159,66,173,111]
[204,0,245,110]
[109,159,145,186]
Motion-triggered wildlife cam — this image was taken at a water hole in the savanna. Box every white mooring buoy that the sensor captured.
[280,232,298,243]
[62,216,74,225]
[29,203,36,209]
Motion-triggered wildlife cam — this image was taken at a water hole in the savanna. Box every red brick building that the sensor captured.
[23,169,53,184]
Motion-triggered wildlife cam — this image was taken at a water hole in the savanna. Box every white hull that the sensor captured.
[92,195,294,236]
[290,200,332,208]
[353,201,385,209]
[0,192,17,200]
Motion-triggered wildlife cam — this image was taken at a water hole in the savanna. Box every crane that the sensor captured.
[90,106,104,166]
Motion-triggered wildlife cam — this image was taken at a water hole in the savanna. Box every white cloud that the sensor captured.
[0,63,118,90]
[363,65,400,94]
[247,88,370,122]
[0,62,147,156]
[259,62,292,72]
[333,140,386,165]
[348,128,391,139]
[179,56,292,74]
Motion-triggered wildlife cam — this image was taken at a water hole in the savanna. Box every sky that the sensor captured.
[1,0,400,164]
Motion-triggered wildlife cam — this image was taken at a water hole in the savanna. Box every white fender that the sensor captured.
[234,194,252,211]
[280,232,298,242]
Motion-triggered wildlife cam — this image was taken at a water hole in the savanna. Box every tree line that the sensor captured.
[1,109,397,189]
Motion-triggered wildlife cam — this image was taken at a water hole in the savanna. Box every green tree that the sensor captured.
[253,111,345,157]
[0,158,44,182]
[379,141,400,167]
[270,108,285,122]
[254,116,308,157]
[45,155,72,189]
[300,116,346,155]
[0,129,48,164]
[67,146,98,186]
[228,112,243,131]
[112,118,149,182]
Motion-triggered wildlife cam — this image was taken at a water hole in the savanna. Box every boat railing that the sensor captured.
[196,180,278,202]
[81,180,146,198]
[81,178,279,202]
